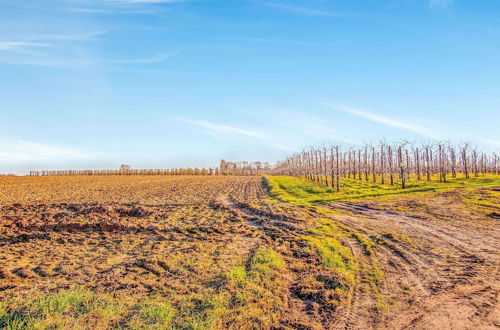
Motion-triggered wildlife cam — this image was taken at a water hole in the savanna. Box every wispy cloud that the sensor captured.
[0,41,50,51]
[39,31,109,42]
[0,31,108,55]
[176,117,295,152]
[0,29,177,68]
[177,118,270,139]
[66,0,182,6]
[0,42,50,56]
[245,109,362,146]
[325,104,437,139]
[102,0,181,3]
[0,140,94,163]
[247,38,344,48]
[109,50,180,64]
[429,0,454,9]
[65,0,180,15]
[69,7,157,14]
[262,2,351,17]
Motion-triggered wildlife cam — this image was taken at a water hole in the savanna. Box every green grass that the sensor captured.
[350,232,375,256]
[266,174,500,204]
[142,247,287,330]
[219,248,288,328]
[135,297,175,329]
[0,287,126,329]
[264,173,500,313]
[303,235,357,286]
[300,219,358,300]
[0,251,287,330]
[173,291,230,330]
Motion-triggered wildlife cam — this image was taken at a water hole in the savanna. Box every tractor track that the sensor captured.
[0,175,498,329]
[324,202,499,329]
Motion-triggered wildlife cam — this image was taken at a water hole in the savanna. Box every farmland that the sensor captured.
[0,174,499,329]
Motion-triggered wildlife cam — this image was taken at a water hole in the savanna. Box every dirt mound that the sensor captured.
[117,205,153,217]
[0,202,154,222]
[76,204,153,218]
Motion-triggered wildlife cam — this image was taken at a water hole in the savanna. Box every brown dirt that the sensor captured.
[0,176,264,303]
[325,201,500,329]
[0,175,498,329]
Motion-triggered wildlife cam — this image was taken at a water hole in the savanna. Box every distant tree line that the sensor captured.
[28,160,271,177]
[30,168,220,176]
[269,141,499,190]
[219,160,272,176]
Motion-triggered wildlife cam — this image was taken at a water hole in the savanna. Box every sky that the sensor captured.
[0,0,499,174]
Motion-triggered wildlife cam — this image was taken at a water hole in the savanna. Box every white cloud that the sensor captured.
[178,118,270,139]
[275,110,362,145]
[325,104,437,139]
[262,2,350,17]
[67,0,182,5]
[65,0,180,14]
[177,118,296,152]
[110,0,179,3]
[0,31,177,68]
[109,50,180,64]
[0,31,107,59]
[69,7,156,14]
[429,0,454,9]
[0,140,95,163]
[0,41,50,51]
[103,0,179,3]
[0,31,108,64]
[39,31,110,42]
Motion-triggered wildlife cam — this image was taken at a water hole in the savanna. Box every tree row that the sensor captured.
[270,142,498,189]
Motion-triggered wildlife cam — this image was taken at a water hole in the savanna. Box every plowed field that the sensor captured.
[0,175,498,329]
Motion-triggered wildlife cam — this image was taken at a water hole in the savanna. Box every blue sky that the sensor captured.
[1,0,499,174]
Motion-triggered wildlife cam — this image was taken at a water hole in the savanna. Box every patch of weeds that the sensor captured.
[224,265,247,287]
[265,174,500,204]
[0,288,127,330]
[372,236,386,245]
[0,302,30,330]
[364,258,388,312]
[136,296,175,328]
[174,291,230,330]
[30,286,94,316]
[77,217,92,224]
[382,230,415,247]
[350,232,375,256]
[221,248,288,328]
[303,235,357,288]
[167,248,287,329]
[250,248,285,274]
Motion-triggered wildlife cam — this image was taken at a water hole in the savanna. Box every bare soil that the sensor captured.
[0,175,498,329]
[327,202,499,329]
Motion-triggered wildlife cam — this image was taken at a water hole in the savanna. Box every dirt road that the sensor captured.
[325,202,499,329]
[225,180,500,329]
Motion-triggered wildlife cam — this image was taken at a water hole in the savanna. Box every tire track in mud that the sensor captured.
[1,176,497,329]
[215,196,341,329]
[331,202,498,262]
[218,195,421,329]
[225,185,499,329]
[299,207,437,329]
[333,237,378,330]
[324,202,499,329]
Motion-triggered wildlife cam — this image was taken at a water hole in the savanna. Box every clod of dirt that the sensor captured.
[117,205,153,218]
